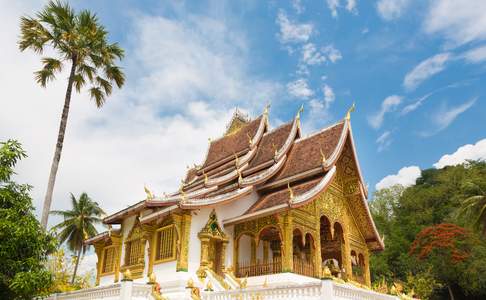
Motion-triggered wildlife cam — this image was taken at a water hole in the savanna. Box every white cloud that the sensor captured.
[0,1,282,224]
[432,97,477,131]
[376,131,392,152]
[276,10,313,44]
[401,92,433,115]
[424,0,486,47]
[403,53,451,91]
[376,0,410,21]
[376,166,421,190]
[463,45,486,63]
[292,0,305,14]
[323,84,335,107]
[287,78,314,98]
[368,95,402,129]
[300,43,342,66]
[326,0,358,17]
[434,139,486,168]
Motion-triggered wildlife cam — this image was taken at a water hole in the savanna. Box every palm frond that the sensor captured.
[73,73,86,92]
[89,86,106,107]
[104,65,125,88]
[96,76,113,95]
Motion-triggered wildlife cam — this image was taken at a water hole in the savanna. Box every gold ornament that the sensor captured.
[144,185,154,200]
[345,102,355,121]
[148,272,156,284]
[122,269,132,281]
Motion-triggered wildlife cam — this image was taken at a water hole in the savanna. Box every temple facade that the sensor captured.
[84,106,385,299]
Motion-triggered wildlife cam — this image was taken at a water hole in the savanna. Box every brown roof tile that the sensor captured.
[268,122,345,183]
[246,177,322,213]
[248,122,293,169]
[203,116,263,168]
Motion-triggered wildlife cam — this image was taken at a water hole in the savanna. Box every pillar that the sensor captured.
[177,213,192,272]
[250,238,257,265]
[197,237,210,278]
[364,250,371,287]
[343,234,352,279]
[221,240,228,271]
[263,241,269,264]
[94,244,104,286]
[281,212,293,272]
[112,235,123,283]
[315,224,322,278]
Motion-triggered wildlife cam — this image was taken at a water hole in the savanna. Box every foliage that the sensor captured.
[46,249,93,293]
[405,269,441,300]
[50,193,105,283]
[0,140,57,299]
[18,0,125,106]
[370,161,486,299]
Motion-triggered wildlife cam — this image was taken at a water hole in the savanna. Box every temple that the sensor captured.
[83,106,385,299]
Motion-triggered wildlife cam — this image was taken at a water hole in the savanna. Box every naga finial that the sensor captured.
[296,104,304,119]
[234,152,239,166]
[108,224,112,237]
[345,102,356,121]
[237,168,243,185]
[272,143,278,158]
[247,132,253,145]
[287,182,294,200]
[320,148,327,165]
[263,102,271,116]
[144,185,154,200]
[203,170,208,185]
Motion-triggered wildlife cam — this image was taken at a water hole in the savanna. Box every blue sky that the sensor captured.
[80,0,486,190]
[1,0,486,224]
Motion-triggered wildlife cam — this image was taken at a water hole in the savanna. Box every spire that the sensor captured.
[225,107,250,136]
[320,148,327,165]
[345,102,355,121]
[287,182,294,200]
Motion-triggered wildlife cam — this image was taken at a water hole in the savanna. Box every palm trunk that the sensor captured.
[447,285,455,300]
[71,246,82,284]
[40,56,77,229]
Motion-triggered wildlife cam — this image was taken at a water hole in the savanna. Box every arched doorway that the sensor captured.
[320,216,345,276]
[197,211,228,278]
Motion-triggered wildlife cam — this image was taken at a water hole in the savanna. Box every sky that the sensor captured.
[1,0,486,272]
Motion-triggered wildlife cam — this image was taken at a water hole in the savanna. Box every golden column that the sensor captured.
[221,240,229,272]
[94,244,104,286]
[197,237,210,278]
[250,238,257,266]
[111,235,123,283]
[177,213,192,272]
[263,241,269,264]
[281,212,293,273]
[364,249,371,286]
[342,233,352,278]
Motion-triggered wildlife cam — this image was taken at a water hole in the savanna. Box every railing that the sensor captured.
[202,283,322,300]
[333,281,398,300]
[43,283,121,300]
[237,257,282,277]
[293,257,315,278]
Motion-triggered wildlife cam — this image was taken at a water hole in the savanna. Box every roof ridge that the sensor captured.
[295,119,345,144]
[261,119,293,137]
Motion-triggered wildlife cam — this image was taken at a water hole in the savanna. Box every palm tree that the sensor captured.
[19,0,125,229]
[50,192,105,283]
[458,181,486,236]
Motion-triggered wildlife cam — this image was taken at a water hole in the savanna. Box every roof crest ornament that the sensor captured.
[287,182,294,200]
[320,148,327,165]
[234,152,239,166]
[296,104,304,120]
[272,143,278,159]
[237,168,243,186]
[263,102,271,116]
[345,102,356,121]
[144,185,154,200]
[203,169,208,185]
[247,132,253,145]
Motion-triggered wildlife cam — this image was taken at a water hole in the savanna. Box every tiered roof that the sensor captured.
[98,107,383,251]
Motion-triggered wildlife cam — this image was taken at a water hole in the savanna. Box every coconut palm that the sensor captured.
[458,181,486,236]
[50,192,105,283]
[19,0,125,228]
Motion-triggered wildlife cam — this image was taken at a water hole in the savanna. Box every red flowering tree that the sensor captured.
[409,223,470,263]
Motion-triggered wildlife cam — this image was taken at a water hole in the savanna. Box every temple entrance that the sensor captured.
[208,239,224,276]
[292,230,316,277]
[320,216,344,276]
[197,210,228,278]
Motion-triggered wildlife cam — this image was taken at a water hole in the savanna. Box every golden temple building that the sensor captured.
[84,106,385,299]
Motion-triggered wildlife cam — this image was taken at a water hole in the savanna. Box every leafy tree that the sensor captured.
[19,0,125,229]
[457,161,486,235]
[0,140,57,299]
[46,249,93,293]
[50,193,104,283]
[370,162,486,299]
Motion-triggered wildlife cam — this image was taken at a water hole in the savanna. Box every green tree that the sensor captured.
[50,192,104,283]
[19,0,125,229]
[457,161,486,235]
[0,140,57,299]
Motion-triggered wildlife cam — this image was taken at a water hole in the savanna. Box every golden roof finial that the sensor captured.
[144,185,154,200]
[238,168,243,185]
[247,132,253,145]
[296,104,304,119]
[203,170,208,185]
[320,148,327,165]
[287,182,294,200]
[272,143,278,158]
[108,224,112,237]
[345,102,356,121]
[205,281,213,291]
[263,102,271,116]
[234,153,239,166]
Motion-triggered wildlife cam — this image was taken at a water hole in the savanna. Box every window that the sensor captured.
[125,238,144,265]
[155,224,176,262]
[102,246,116,274]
